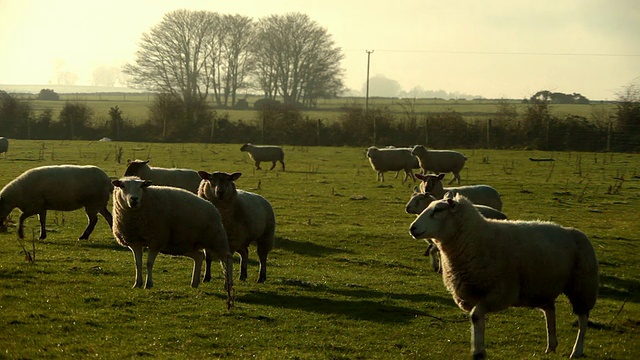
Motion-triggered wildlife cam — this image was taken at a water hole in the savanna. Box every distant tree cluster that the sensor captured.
[37,89,59,101]
[528,90,590,104]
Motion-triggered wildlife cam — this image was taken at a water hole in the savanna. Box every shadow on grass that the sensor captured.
[235,290,448,324]
[599,274,640,303]
[275,237,353,257]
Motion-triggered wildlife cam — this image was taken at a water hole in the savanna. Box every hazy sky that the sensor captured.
[1,0,639,100]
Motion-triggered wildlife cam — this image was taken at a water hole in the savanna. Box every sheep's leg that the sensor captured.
[257,243,272,283]
[144,250,159,289]
[99,207,113,228]
[203,250,212,282]
[254,161,262,170]
[129,244,144,288]
[541,304,558,353]
[280,160,285,171]
[269,161,276,170]
[570,313,589,358]
[79,209,98,240]
[470,305,488,359]
[17,212,31,239]
[238,247,249,281]
[37,211,47,240]
[186,250,203,288]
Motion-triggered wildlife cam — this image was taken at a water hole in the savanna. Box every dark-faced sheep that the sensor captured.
[0,165,113,240]
[240,143,285,171]
[198,171,275,283]
[409,194,599,359]
[123,159,201,194]
[112,176,233,299]
[411,145,467,184]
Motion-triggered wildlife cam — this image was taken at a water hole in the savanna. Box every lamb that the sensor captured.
[405,189,507,273]
[240,143,285,171]
[0,165,113,240]
[197,171,275,283]
[111,176,234,299]
[417,173,503,211]
[411,145,467,184]
[409,194,599,359]
[366,146,420,183]
[0,137,8,158]
[123,159,202,194]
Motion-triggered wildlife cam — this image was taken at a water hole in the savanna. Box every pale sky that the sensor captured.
[1,0,639,100]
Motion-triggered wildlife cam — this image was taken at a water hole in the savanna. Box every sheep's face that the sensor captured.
[409,198,458,240]
[113,177,152,209]
[416,173,446,193]
[198,171,242,201]
[124,160,150,177]
[405,192,437,215]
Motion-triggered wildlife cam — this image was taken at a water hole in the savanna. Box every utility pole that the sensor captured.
[366,50,374,144]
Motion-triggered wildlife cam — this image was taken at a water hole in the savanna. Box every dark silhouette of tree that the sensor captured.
[109,106,124,140]
[253,13,344,107]
[59,102,93,139]
[37,89,60,101]
[530,90,590,104]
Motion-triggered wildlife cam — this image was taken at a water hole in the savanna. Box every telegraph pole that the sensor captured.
[366,50,374,144]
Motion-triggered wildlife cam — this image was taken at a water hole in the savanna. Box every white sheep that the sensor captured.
[409,194,599,359]
[197,171,275,283]
[240,143,285,171]
[405,189,507,273]
[416,173,503,211]
[0,165,113,240]
[123,159,201,194]
[366,146,420,183]
[0,137,8,158]
[111,176,234,298]
[411,145,467,184]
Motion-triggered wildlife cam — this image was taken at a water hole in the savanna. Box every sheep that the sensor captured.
[111,176,234,300]
[0,137,8,158]
[366,146,420,183]
[0,165,113,240]
[123,159,201,194]
[409,194,599,359]
[417,173,503,211]
[240,143,285,171]
[197,170,275,283]
[411,145,467,184]
[405,189,507,273]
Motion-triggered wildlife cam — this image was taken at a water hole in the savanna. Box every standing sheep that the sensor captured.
[417,173,503,211]
[409,194,599,359]
[240,143,285,171]
[0,137,8,159]
[0,165,113,240]
[124,159,202,194]
[411,145,466,184]
[366,146,420,183]
[405,189,507,273]
[197,171,275,283]
[111,176,233,298]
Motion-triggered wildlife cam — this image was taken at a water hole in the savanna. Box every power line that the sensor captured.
[346,49,640,57]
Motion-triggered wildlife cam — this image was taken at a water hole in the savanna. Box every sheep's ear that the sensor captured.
[126,159,132,164]
[446,198,456,209]
[443,191,454,199]
[112,179,123,188]
[437,173,446,180]
[142,180,152,188]
[415,173,426,181]
[197,171,210,180]
[143,160,150,164]
[230,172,242,181]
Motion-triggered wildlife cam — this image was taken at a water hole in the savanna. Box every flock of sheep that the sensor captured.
[367,145,599,359]
[0,139,600,358]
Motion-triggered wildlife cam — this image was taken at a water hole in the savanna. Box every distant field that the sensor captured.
[0,140,637,358]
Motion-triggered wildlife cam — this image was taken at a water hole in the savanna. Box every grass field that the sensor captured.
[0,140,638,359]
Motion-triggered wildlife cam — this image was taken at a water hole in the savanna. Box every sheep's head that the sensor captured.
[409,196,459,240]
[240,143,251,152]
[198,171,242,201]
[123,159,151,177]
[415,173,446,193]
[112,177,152,209]
[365,146,378,158]
[405,191,438,215]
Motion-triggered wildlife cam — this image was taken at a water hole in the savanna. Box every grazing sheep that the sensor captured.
[366,146,420,183]
[112,176,233,297]
[405,189,507,273]
[409,194,599,359]
[198,171,275,283]
[411,145,467,184]
[240,143,285,171]
[0,137,8,158]
[123,159,201,194]
[417,173,503,211]
[0,165,113,240]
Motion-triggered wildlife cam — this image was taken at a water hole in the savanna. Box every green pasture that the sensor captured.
[0,140,638,359]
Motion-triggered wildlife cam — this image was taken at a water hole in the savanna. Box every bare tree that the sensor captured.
[124,9,217,124]
[254,13,344,106]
